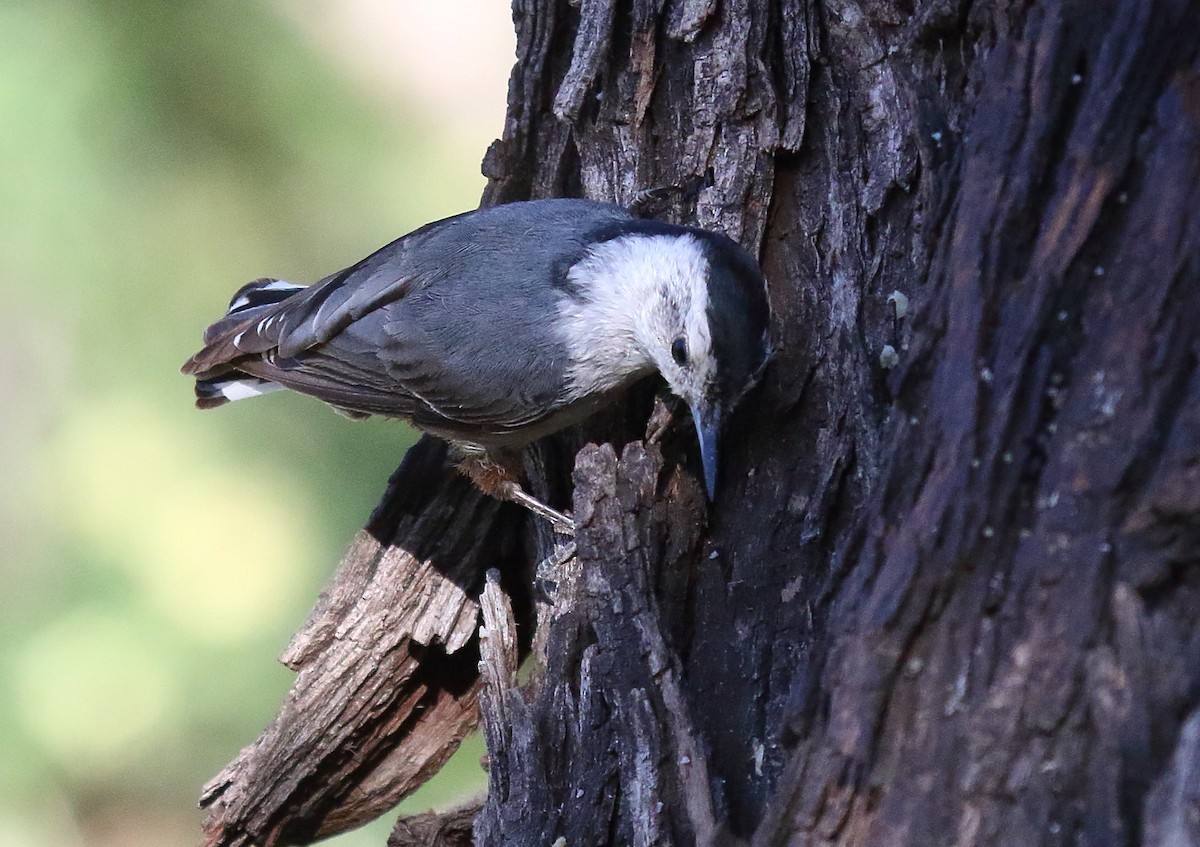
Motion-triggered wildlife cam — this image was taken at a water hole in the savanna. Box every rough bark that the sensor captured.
[386,804,479,847]
[198,441,522,846]
[475,0,1200,844]
[476,441,714,846]
[199,0,1200,845]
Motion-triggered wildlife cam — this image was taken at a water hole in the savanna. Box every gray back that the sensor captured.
[272,199,634,439]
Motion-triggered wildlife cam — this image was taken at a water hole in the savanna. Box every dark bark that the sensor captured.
[387,804,479,847]
[476,441,714,846]
[199,0,1200,845]
[477,0,1200,843]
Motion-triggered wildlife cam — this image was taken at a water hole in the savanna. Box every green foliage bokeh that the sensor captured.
[0,2,503,845]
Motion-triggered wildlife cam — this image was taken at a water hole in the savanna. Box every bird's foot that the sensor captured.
[454,448,575,535]
[539,540,577,574]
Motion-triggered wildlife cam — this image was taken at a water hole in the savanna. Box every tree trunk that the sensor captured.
[199,0,1200,845]
[476,0,1200,844]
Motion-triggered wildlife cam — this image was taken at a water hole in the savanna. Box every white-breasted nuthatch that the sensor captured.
[182,199,772,528]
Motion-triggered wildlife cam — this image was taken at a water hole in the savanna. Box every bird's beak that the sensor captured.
[691,400,723,501]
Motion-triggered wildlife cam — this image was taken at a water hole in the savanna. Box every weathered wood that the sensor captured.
[387,804,480,847]
[1142,709,1200,847]
[751,3,1200,843]
[198,439,522,847]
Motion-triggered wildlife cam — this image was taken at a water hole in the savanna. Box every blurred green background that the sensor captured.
[0,2,513,845]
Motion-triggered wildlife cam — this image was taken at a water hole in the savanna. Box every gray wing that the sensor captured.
[183,199,633,439]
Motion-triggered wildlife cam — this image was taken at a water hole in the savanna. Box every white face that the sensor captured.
[554,225,771,500]
[642,261,717,410]
[558,232,718,407]
[559,227,768,499]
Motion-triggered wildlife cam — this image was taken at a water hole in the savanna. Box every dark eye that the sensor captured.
[671,337,689,366]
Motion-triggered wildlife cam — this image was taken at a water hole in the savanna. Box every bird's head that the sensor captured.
[560,219,772,498]
[639,228,772,498]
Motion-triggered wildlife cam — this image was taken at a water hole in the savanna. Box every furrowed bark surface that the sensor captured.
[201,0,1200,845]
[475,0,1200,845]
[476,442,712,846]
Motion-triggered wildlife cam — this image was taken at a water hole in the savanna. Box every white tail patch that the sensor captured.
[227,279,305,315]
[215,378,284,402]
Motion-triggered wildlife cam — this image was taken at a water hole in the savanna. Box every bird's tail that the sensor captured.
[182,278,305,409]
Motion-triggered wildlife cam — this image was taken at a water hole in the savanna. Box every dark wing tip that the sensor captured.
[180,354,203,377]
[181,347,231,378]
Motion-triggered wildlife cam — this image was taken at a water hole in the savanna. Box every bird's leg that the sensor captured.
[498,483,575,534]
[454,448,575,535]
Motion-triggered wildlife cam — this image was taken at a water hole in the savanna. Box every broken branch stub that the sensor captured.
[199,437,521,847]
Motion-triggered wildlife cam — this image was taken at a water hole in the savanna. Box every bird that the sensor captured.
[182,198,772,531]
